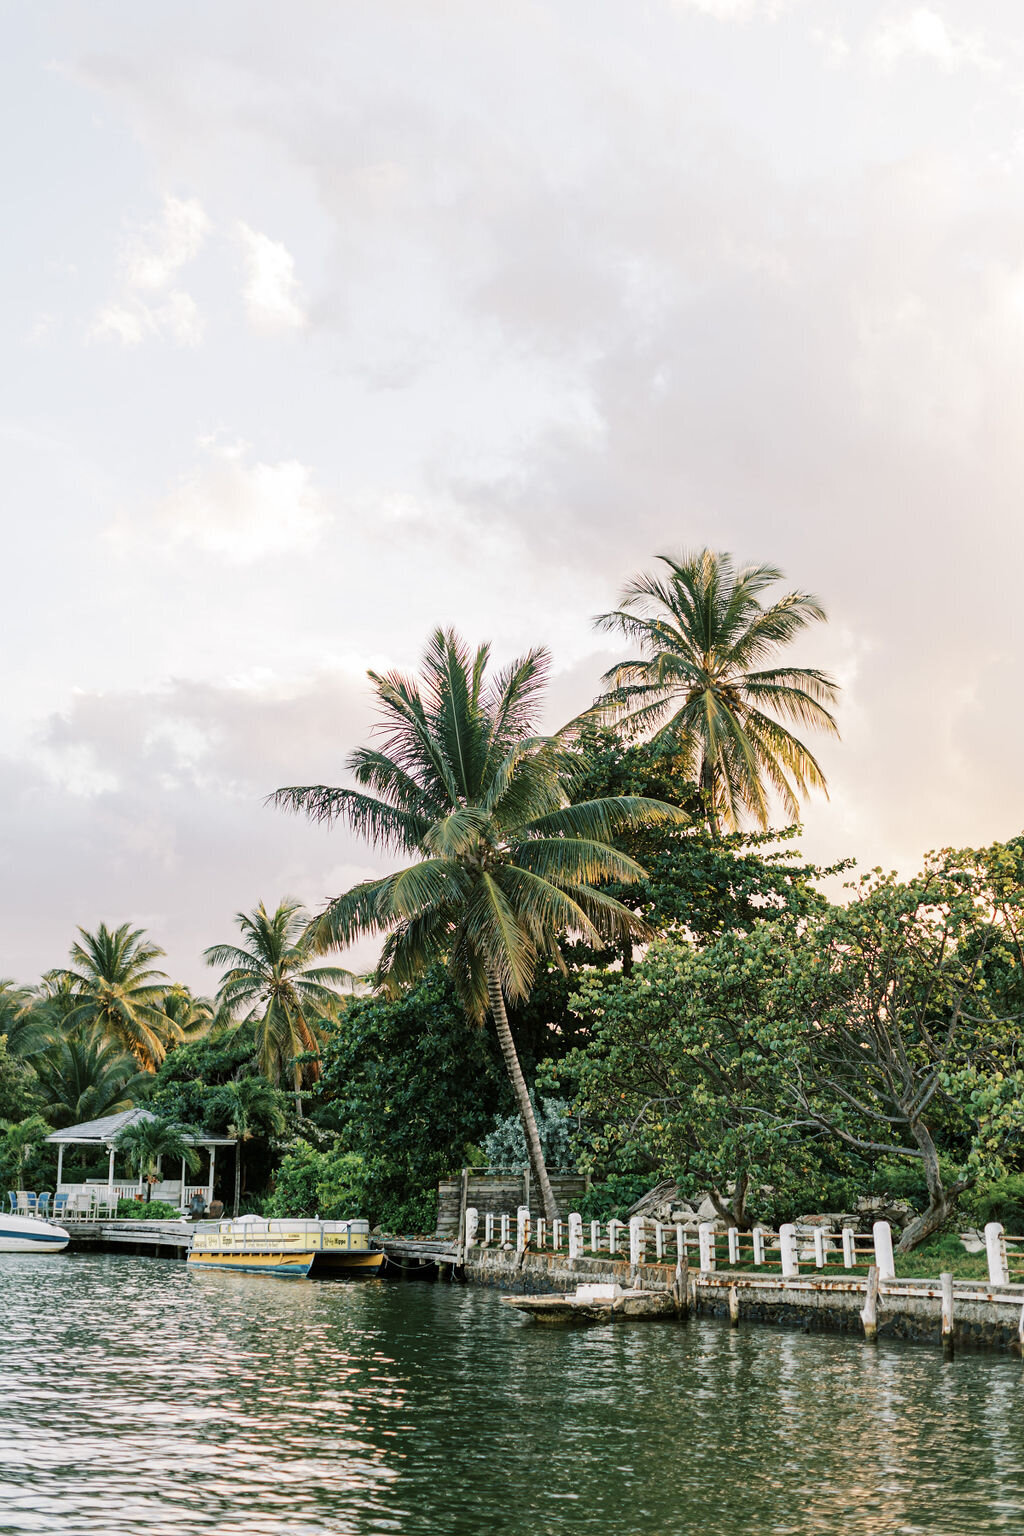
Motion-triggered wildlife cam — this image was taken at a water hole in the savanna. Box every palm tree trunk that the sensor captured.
[486,967,558,1223]
[234,1140,242,1219]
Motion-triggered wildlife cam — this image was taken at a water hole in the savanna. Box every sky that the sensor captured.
[3,0,1024,988]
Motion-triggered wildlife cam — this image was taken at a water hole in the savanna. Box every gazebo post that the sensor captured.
[56,1143,64,1190]
[207,1145,216,1206]
[106,1144,115,1206]
[180,1155,187,1209]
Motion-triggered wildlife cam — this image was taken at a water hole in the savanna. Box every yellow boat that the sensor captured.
[188,1218,384,1278]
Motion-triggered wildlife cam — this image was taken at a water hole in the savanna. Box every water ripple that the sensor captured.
[1,1254,1022,1534]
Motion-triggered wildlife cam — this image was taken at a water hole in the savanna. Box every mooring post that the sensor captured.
[698,1222,716,1273]
[516,1205,529,1253]
[728,1284,739,1327]
[861,1264,880,1341]
[464,1207,478,1258]
[940,1271,954,1356]
[985,1222,1009,1286]
[1017,1301,1024,1355]
[842,1226,856,1270]
[779,1223,798,1278]
[872,1221,896,1281]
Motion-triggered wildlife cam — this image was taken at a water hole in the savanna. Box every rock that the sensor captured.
[855,1194,916,1229]
[697,1196,721,1223]
[960,1229,985,1255]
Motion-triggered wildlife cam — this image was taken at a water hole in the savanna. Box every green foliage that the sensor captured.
[0,1114,52,1190]
[264,1140,367,1219]
[114,1117,200,1199]
[594,548,839,832]
[205,900,353,1094]
[576,1171,654,1223]
[961,1176,1024,1232]
[31,1028,151,1129]
[53,923,180,1071]
[148,1023,262,1133]
[0,1036,41,1123]
[311,969,507,1230]
[116,1197,182,1219]
[483,1098,576,1169]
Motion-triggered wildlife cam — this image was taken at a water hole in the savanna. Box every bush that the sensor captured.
[116,1198,182,1219]
[483,1098,576,1169]
[265,1141,367,1219]
[961,1175,1024,1232]
[576,1172,654,1223]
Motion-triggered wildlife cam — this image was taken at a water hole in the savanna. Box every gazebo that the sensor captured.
[45,1109,235,1212]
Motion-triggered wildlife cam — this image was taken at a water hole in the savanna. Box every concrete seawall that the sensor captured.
[464,1248,1024,1351]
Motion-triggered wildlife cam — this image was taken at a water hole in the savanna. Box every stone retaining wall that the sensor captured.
[462,1248,1024,1351]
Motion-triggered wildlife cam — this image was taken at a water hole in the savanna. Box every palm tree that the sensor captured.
[204,902,352,1114]
[33,1028,152,1130]
[595,549,840,834]
[161,986,221,1045]
[0,980,53,1061]
[114,1115,200,1202]
[271,628,687,1221]
[221,1076,288,1217]
[55,924,180,1071]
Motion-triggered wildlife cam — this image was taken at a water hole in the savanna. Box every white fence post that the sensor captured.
[752,1227,764,1266]
[655,1222,665,1260]
[779,1223,799,1277]
[609,1219,622,1256]
[675,1223,685,1266]
[842,1227,856,1270]
[552,1218,562,1251]
[500,1213,510,1247]
[590,1220,601,1254]
[516,1206,529,1253]
[727,1228,739,1265]
[568,1212,583,1260]
[698,1222,716,1272]
[484,1212,494,1245]
[629,1215,644,1267]
[813,1229,825,1269]
[872,1220,896,1281]
[464,1207,478,1251]
[985,1222,1009,1286]
[536,1216,546,1250]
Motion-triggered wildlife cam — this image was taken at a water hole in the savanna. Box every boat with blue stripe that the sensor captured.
[0,1215,70,1253]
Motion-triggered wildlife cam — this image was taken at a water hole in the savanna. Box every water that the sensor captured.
[1,1254,1023,1535]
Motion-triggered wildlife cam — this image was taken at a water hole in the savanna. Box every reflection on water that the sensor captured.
[0,1252,1022,1534]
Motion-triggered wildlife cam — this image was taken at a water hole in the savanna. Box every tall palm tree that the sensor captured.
[55,924,180,1071]
[595,549,840,833]
[221,1076,288,1217]
[204,901,352,1113]
[161,986,221,1045]
[271,628,688,1221]
[0,979,53,1061]
[114,1115,200,1203]
[33,1028,152,1130]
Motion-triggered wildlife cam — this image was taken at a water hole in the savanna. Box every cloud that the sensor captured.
[668,0,799,17]
[867,8,995,72]
[88,194,208,347]
[236,222,307,332]
[153,436,329,560]
[120,195,210,290]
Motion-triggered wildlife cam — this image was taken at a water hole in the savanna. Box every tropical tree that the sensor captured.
[221,1076,288,1217]
[0,1114,52,1192]
[204,901,352,1113]
[595,549,840,833]
[161,986,220,1045]
[271,628,688,1221]
[32,1028,151,1130]
[54,924,180,1071]
[0,981,52,1061]
[113,1116,200,1203]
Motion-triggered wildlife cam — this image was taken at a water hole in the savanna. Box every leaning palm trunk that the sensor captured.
[487,969,557,1224]
[233,1141,242,1219]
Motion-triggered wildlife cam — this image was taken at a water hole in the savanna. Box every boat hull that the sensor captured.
[0,1216,70,1254]
[312,1249,384,1274]
[187,1249,314,1278]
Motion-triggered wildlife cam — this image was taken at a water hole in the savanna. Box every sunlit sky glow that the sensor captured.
[3,1,1023,986]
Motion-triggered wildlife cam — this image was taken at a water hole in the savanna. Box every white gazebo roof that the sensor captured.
[45,1109,234,1147]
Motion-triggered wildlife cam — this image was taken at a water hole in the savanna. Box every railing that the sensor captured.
[463,1207,900,1279]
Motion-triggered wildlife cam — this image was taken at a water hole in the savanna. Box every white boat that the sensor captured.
[0,1214,70,1253]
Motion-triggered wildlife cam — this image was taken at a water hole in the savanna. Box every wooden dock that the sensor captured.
[378,1237,459,1266]
[64,1219,193,1254]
